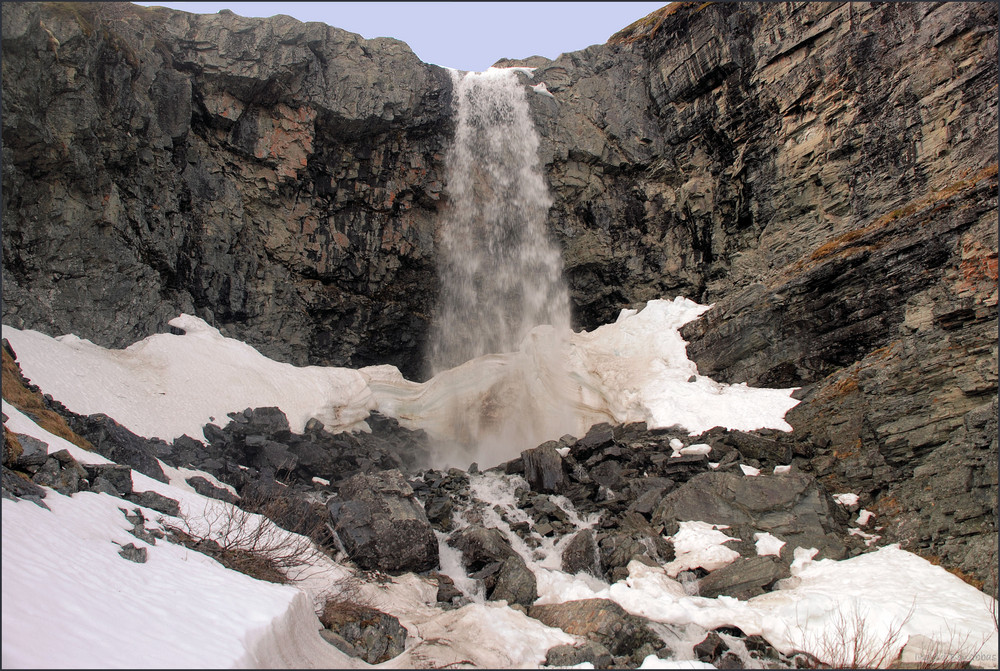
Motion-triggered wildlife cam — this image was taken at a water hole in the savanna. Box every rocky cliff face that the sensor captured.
[3,2,451,379]
[2,2,996,585]
[511,1,998,585]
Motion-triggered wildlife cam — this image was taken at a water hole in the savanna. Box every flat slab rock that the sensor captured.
[697,556,789,600]
[528,598,662,657]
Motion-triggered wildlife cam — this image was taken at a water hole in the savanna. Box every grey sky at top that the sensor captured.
[132,2,670,72]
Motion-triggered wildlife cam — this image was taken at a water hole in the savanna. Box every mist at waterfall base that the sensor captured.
[3,298,801,472]
[426,67,576,467]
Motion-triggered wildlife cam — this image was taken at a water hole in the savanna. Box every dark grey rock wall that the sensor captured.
[2,2,452,379]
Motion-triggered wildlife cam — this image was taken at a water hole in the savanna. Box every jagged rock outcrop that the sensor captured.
[2,1,995,587]
[513,0,997,587]
[2,1,451,379]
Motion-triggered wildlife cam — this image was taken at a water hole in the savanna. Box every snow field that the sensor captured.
[3,299,997,668]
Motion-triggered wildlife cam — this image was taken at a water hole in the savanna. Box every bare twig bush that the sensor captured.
[793,596,998,670]
[163,493,328,585]
[790,600,914,669]
[820,601,913,669]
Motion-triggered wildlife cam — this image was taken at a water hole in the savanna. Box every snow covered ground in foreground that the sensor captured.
[2,298,800,469]
[3,299,997,668]
[3,399,997,669]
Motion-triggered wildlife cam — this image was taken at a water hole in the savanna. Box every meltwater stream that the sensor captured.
[428,68,571,372]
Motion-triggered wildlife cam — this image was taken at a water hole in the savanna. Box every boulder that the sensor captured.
[2,465,49,508]
[117,542,148,564]
[31,451,88,496]
[318,602,406,664]
[561,528,601,577]
[62,414,168,483]
[490,555,538,608]
[185,476,239,504]
[127,490,182,518]
[83,464,134,496]
[11,433,48,472]
[654,471,847,559]
[329,469,438,573]
[696,556,788,600]
[448,524,537,606]
[521,442,566,493]
[544,641,613,668]
[528,598,662,658]
[448,524,518,566]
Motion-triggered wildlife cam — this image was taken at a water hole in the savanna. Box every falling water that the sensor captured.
[422,67,576,467]
[428,68,571,373]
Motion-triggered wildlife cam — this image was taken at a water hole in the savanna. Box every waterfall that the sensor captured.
[428,67,571,374]
[419,67,575,468]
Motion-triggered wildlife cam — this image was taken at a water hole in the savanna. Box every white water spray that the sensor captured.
[419,68,576,467]
[429,68,571,372]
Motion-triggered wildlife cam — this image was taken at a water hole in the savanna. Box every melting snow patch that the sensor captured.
[664,521,740,576]
[754,532,786,557]
[773,464,791,474]
[739,464,760,476]
[833,492,860,507]
[531,82,555,97]
[849,527,882,547]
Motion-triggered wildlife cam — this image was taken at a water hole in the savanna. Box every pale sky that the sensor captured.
[132,2,669,72]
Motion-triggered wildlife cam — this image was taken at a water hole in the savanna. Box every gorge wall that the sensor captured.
[2,2,997,584]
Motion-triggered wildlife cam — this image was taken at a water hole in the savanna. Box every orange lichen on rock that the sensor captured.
[799,163,998,268]
[252,104,317,179]
[608,2,705,45]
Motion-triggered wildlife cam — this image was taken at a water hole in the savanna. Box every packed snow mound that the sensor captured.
[2,298,800,468]
[2,315,377,441]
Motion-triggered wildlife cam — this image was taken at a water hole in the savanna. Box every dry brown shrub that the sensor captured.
[163,492,327,585]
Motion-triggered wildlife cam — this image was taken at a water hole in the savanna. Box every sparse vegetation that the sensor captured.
[804,163,998,266]
[608,2,714,46]
[1,344,95,453]
[162,491,330,585]
[792,597,997,669]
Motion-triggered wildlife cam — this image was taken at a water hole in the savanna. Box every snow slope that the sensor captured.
[3,298,800,469]
[3,300,996,668]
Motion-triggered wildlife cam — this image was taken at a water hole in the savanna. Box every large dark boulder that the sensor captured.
[328,469,438,573]
[448,524,518,566]
[654,471,848,560]
[61,413,169,483]
[521,442,566,494]
[561,529,601,577]
[448,524,537,607]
